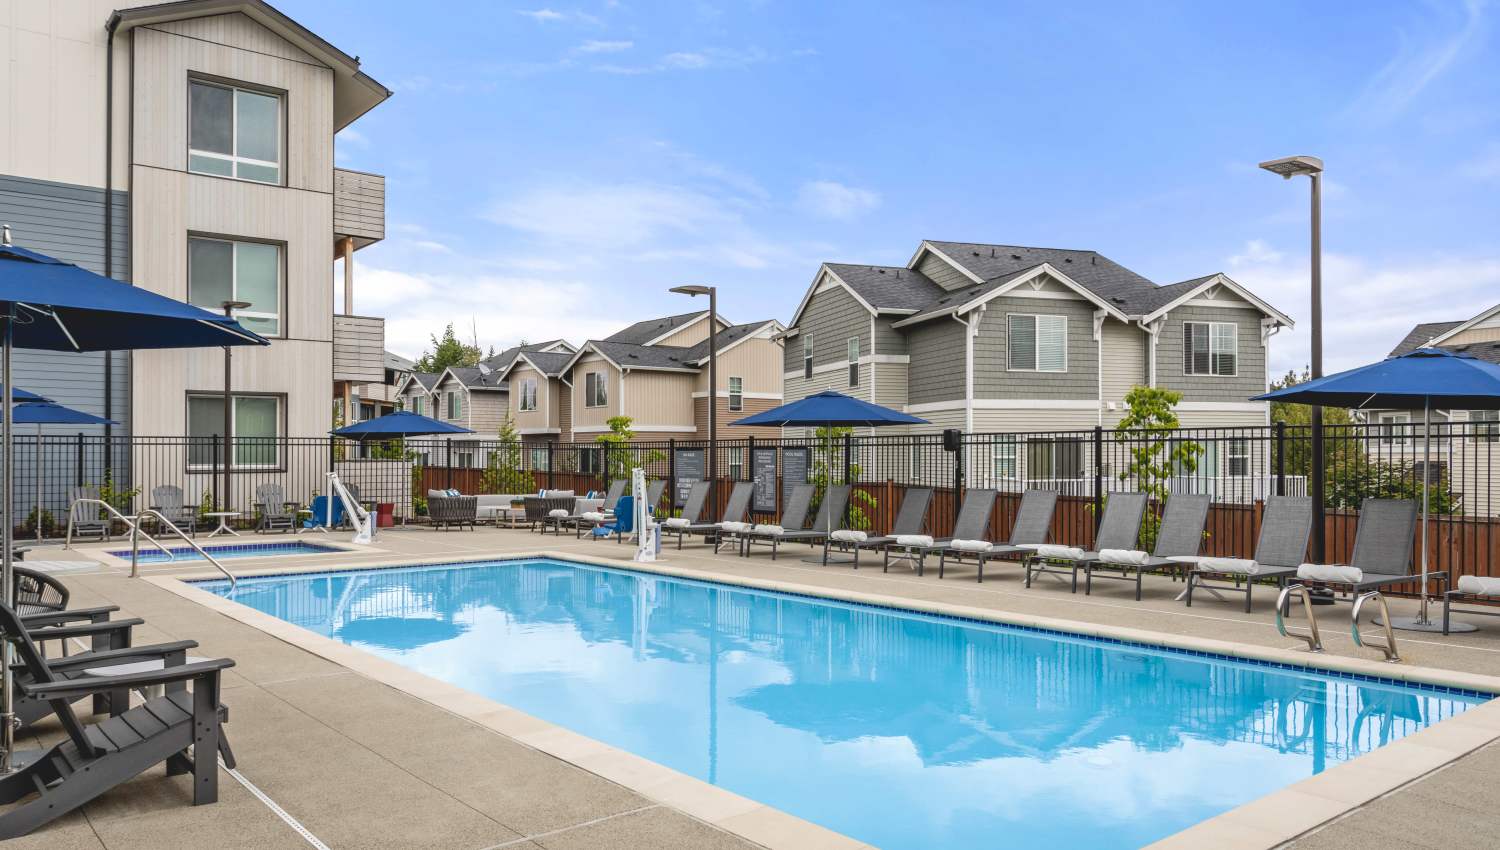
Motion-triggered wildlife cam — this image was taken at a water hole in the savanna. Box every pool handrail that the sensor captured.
[130,509,237,592]
[64,498,173,559]
[1351,591,1401,663]
[1276,583,1324,653]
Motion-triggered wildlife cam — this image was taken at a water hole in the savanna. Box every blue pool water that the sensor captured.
[114,540,342,564]
[198,559,1488,850]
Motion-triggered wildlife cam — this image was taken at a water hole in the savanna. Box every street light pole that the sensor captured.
[670,286,718,516]
[221,301,251,514]
[1259,155,1325,562]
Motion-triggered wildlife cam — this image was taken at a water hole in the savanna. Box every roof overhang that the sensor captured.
[1426,302,1500,348]
[641,311,712,346]
[906,241,987,284]
[788,265,878,329]
[109,0,391,130]
[891,263,1131,327]
[1139,273,1295,327]
[392,373,430,397]
[691,320,784,366]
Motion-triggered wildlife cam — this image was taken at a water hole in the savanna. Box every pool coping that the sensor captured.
[144,548,1500,850]
[86,536,372,570]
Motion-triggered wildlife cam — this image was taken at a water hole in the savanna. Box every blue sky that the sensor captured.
[301,0,1500,373]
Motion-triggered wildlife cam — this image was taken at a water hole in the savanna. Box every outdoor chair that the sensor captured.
[522,495,577,533]
[1080,493,1211,600]
[253,484,299,533]
[1024,492,1149,593]
[149,485,199,536]
[430,494,479,530]
[592,495,637,543]
[743,485,850,560]
[1180,496,1313,612]
[67,486,109,542]
[731,484,814,559]
[659,480,711,548]
[679,481,754,551]
[1288,498,1430,602]
[824,487,933,569]
[935,489,1058,582]
[882,489,998,576]
[1443,576,1500,635]
[0,602,236,839]
[14,566,68,616]
[568,480,629,537]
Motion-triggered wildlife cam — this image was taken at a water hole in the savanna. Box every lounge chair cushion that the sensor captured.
[1100,549,1151,566]
[662,517,691,529]
[1457,575,1500,596]
[1036,544,1086,560]
[949,539,992,553]
[830,529,867,543]
[1197,556,1262,575]
[549,509,570,518]
[752,524,785,536]
[719,521,751,533]
[580,512,607,522]
[895,534,934,547]
[1298,563,1363,584]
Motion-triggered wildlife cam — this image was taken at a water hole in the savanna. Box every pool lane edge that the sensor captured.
[145,548,1500,850]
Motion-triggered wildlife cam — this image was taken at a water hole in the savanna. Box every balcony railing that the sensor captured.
[334,314,385,383]
[334,168,385,248]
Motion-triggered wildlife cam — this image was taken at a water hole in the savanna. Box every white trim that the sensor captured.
[641,311,710,346]
[1093,310,1106,427]
[1427,301,1500,347]
[1003,312,1068,373]
[1183,297,1260,310]
[906,241,986,284]
[869,315,878,405]
[1176,401,1268,412]
[517,427,560,435]
[905,399,1101,414]
[892,263,1130,327]
[691,319,783,365]
[1001,288,1085,302]
[783,354,909,381]
[570,424,698,434]
[1141,273,1294,327]
[690,391,782,400]
[1142,318,1164,386]
[1181,320,1240,378]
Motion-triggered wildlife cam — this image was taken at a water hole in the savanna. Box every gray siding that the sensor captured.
[332,314,385,382]
[1157,304,1266,402]
[974,296,1099,400]
[873,316,907,355]
[915,251,973,291]
[906,319,966,404]
[785,284,870,373]
[0,174,130,435]
[333,168,385,247]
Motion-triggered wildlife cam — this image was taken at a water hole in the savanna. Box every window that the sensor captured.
[1007,314,1067,372]
[447,391,461,420]
[1225,438,1250,477]
[411,396,424,416]
[1183,321,1237,376]
[992,435,1018,479]
[1473,410,1499,442]
[847,337,860,386]
[188,236,280,336]
[1025,437,1083,480]
[519,379,538,412]
[187,394,281,469]
[359,402,374,421]
[579,448,602,474]
[803,336,814,380]
[528,446,549,470]
[1377,412,1409,444]
[188,80,280,184]
[584,372,608,408]
[728,447,745,480]
[728,376,743,411]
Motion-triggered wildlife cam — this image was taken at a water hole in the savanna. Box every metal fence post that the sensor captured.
[667,439,676,507]
[211,436,220,511]
[446,441,453,489]
[1275,421,1286,497]
[1092,425,1104,530]
[75,433,84,487]
[842,433,853,486]
[546,442,555,490]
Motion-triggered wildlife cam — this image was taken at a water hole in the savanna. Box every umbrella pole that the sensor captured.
[34,425,40,544]
[1420,400,1431,622]
[2,316,15,773]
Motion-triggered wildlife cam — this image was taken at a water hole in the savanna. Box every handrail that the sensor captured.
[1351,591,1401,663]
[1276,583,1324,653]
[131,509,237,591]
[65,498,174,558]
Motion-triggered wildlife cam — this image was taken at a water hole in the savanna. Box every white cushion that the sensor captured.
[830,529,868,543]
[662,517,691,529]
[1099,549,1151,566]
[1036,544,1086,560]
[752,524,785,536]
[718,521,750,533]
[1457,575,1500,596]
[548,509,570,518]
[1298,563,1363,584]
[894,534,934,548]
[949,539,992,553]
[1197,556,1261,575]
[580,511,607,522]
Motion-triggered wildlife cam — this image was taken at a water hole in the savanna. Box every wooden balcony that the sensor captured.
[334,314,385,383]
[334,168,385,249]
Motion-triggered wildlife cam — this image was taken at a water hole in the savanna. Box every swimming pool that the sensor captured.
[198,558,1489,850]
[113,540,343,564]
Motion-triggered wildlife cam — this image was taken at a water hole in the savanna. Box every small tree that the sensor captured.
[1115,385,1202,549]
[482,415,532,494]
[808,426,878,530]
[595,416,664,483]
[414,323,482,373]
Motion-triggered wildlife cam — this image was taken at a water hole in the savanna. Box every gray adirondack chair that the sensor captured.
[254,483,298,533]
[150,485,199,536]
[68,486,109,542]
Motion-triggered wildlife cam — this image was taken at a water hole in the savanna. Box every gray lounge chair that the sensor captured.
[733,484,815,559]
[1286,498,1432,601]
[883,489,998,577]
[253,483,298,533]
[68,486,109,542]
[1024,492,1148,593]
[659,480,711,548]
[0,602,236,839]
[936,489,1059,582]
[1181,496,1313,612]
[671,481,754,551]
[824,487,933,569]
[743,485,851,560]
[150,484,199,536]
[1081,493,1210,600]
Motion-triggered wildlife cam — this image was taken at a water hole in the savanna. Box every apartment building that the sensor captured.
[0,2,389,478]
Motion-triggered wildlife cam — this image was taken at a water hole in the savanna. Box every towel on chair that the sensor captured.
[1457,575,1500,596]
[548,509,570,518]
[752,524,785,536]
[894,534,934,548]
[1297,563,1363,584]
[1197,556,1261,575]
[580,511,607,522]
[718,521,750,533]
[1099,549,1151,566]
[949,539,992,553]
[830,529,868,543]
[1035,544,1086,561]
[662,517,691,529]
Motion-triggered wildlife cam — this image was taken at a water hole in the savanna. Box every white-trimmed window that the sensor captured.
[188,236,280,336]
[803,336,814,380]
[992,435,1018,479]
[1007,314,1067,372]
[584,372,608,408]
[847,337,860,386]
[187,394,281,469]
[1225,438,1250,476]
[528,446,549,470]
[447,391,461,420]
[1377,412,1409,444]
[1025,437,1083,480]
[188,80,281,184]
[411,396,424,416]
[1184,321,1238,376]
[728,376,743,411]
[728,446,745,479]
[1472,410,1499,443]
[519,379,538,412]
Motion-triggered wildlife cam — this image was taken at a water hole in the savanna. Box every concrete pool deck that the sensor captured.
[13,525,1500,849]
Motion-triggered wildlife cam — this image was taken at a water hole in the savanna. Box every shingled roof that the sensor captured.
[604,311,712,345]
[922,241,1166,314]
[823,264,946,312]
[1390,321,1465,357]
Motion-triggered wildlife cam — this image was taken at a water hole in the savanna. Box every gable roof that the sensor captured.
[480,339,575,373]
[1137,273,1294,326]
[435,365,506,391]
[890,263,1132,327]
[1390,321,1465,357]
[384,350,415,372]
[577,341,700,373]
[394,371,440,397]
[824,264,946,313]
[1426,302,1500,348]
[605,311,713,345]
[683,320,782,364]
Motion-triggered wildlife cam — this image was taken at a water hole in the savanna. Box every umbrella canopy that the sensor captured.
[730,390,929,428]
[10,401,116,426]
[331,409,475,440]
[1253,348,1500,410]
[0,386,47,402]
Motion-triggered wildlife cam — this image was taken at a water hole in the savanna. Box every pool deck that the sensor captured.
[13,524,1500,850]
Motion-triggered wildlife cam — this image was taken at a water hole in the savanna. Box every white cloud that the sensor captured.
[796,180,881,220]
[408,240,453,254]
[1342,0,1487,124]
[487,182,735,249]
[593,46,771,75]
[576,39,632,53]
[515,8,602,25]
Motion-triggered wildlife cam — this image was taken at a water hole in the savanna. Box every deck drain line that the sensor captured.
[220,756,331,850]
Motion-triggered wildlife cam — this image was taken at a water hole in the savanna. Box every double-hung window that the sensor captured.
[1025,437,1083,480]
[447,391,461,420]
[411,396,424,416]
[1183,321,1237,376]
[728,447,745,480]
[1377,412,1409,444]
[188,80,281,184]
[584,372,608,408]
[727,376,743,411]
[1007,315,1067,372]
[1225,438,1250,476]
[1472,410,1499,443]
[519,379,538,412]
[992,435,1018,480]
[847,337,860,386]
[188,236,281,336]
[803,336,814,380]
[187,394,281,469]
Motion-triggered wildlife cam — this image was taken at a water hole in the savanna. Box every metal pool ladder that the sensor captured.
[130,509,237,592]
[1276,584,1323,653]
[65,498,174,558]
[1351,591,1400,663]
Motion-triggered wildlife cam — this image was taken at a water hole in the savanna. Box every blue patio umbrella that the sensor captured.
[0,387,48,402]
[733,391,927,558]
[1254,348,1500,631]
[330,409,474,439]
[11,402,118,543]
[0,238,267,769]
